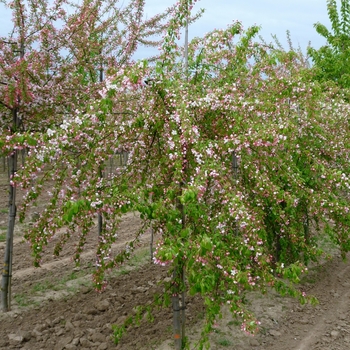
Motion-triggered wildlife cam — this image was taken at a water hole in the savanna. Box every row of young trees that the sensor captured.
[1,0,350,348]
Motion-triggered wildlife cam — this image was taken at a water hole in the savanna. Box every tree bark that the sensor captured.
[1,108,18,312]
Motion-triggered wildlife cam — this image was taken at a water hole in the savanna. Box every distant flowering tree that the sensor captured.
[7,0,350,348]
[0,0,173,311]
[0,0,173,133]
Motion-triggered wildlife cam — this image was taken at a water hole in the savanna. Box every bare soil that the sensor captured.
[1,169,350,350]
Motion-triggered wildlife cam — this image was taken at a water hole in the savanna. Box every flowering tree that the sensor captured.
[6,1,350,348]
[0,0,173,311]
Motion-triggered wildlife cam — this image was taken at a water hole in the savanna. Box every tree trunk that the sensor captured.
[98,67,103,237]
[172,2,188,346]
[1,108,18,312]
[172,271,182,349]
[2,36,25,311]
[172,267,186,350]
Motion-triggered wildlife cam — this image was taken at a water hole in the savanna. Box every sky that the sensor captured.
[143,0,333,49]
[0,0,334,57]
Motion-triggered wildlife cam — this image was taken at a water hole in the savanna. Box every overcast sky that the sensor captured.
[0,0,334,57]
[146,0,332,47]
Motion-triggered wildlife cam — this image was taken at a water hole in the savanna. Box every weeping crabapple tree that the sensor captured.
[0,0,173,311]
[103,21,350,348]
[12,4,350,347]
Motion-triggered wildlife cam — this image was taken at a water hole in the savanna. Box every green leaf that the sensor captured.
[200,235,213,252]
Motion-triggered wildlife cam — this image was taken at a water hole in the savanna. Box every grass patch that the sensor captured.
[0,233,6,242]
[129,248,151,266]
[59,271,79,284]
[0,209,8,214]
[28,269,87,295]
[66,285,80,293]
[217,338,232,347]
[227,319,240,327]
[108,247,151,279]
[31,280,55,293]
[14,293,30,307]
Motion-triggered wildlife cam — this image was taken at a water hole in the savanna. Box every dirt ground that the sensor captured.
[1,168,350,350]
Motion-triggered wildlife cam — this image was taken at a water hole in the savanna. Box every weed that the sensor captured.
[14,293,30,307]
[119,268,130,275]
[129,248,150,266]
[0,209,8,214]
[217,338,232,346]
[32,300,41,308]
[86,261,94,269]
[302,277,317,284]
[66,285,79,293]
[227,319,240,327]
[31,280,55,293]
[241,294,249,305]
[259,326,268,335]
[0,233,6,242]
[80,281,91,288]
[59,272,78,284]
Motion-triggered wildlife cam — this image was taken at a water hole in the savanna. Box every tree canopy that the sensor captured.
[308,0,350,88]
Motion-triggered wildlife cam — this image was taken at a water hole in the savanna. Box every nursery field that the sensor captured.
[2,0,350,349]
[1,168,350,350]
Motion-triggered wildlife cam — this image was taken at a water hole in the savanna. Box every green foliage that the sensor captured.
[62,200,91,223]
[216,338,232,347]
[308,0,350,88]
[13,293,30,307]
